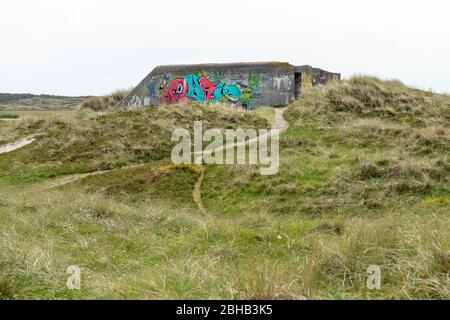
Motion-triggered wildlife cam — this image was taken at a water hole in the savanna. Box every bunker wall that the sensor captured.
[123,65,295,109]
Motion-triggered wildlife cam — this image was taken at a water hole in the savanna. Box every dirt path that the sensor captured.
[35,108,290,213]
[192,167,207,216]
[272,107,289,132]
[191,107,289,214]
[39,170,113,191]
[35,163,151,192]
[195,107,288,158]
[0,136,36,154]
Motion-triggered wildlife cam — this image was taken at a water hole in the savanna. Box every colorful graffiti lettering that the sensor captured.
[160,78,187,103]
[240,75,259,107]
[159,74,259,108]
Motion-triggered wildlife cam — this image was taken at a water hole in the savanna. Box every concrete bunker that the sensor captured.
[122,62,340,110]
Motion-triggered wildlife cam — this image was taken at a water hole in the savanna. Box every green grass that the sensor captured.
[0,105,268,186]
[73,163,200,207]
[0,113,19,119]
[0,78,449,299]
[250,107,276,124]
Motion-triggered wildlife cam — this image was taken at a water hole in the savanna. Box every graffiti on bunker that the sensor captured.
[155,74,260,108]
[124,63,340,109]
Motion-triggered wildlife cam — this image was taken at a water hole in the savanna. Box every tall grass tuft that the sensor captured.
[81,89,131,111]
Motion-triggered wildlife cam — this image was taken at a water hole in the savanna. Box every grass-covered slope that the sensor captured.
[0,105,268,185]
[203,77,449,215]
[198,77,449,298]
[0,78,448,300]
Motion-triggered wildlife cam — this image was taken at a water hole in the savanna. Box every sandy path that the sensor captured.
[193,107,288,159]
[0,136,36,154]
[192,167,207,216]
[36,163,150,191]
[272,107,289,132]
[191,107,289,214]
[41,170,113,190]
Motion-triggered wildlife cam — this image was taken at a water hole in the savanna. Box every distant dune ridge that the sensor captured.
[0,93,88,111]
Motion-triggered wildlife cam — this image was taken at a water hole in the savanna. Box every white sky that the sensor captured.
[1,0,449,96]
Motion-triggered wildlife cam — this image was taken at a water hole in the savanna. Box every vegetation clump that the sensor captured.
[0,113,19,119]
[81,89,130,111]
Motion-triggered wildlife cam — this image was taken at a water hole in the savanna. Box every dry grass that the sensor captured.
[0,77,448,299]
[80,89,131,111]
[0,104,269,186]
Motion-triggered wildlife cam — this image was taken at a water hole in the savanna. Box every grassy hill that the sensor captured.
[0,93,88,111]
[0,77,448,299]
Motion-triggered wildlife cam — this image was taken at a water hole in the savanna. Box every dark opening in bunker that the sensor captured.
[294,72,302,99]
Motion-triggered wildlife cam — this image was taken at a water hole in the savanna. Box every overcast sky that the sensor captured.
[1,0,449,96]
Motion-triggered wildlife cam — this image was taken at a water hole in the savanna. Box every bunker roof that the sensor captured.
[149,62,295,76]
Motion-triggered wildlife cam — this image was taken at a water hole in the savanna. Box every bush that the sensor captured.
[81,89,130,111]
[0,113,19,119]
